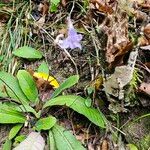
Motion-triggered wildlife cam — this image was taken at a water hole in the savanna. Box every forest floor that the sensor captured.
[0,0,150,150]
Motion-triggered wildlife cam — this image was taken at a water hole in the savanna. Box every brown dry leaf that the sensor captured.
[61,0,67,7]
[138,24,150,46]
[139,82,150,96]
[101,139,109,150]
[143,24,150,40]
[90,0,115,14]
[59,28,67,35]
[133,10,148,21]
[102,9,132,64]
[34,16,45,29]
[145,62,150,69]
[38,1,49,15]
[129,0,144,4]
[138,36,149,46]
[137,0,150,8]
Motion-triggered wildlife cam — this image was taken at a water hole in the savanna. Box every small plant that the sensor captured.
[49,0,60,12]
[0,58,105,149]
[125,68,142,106]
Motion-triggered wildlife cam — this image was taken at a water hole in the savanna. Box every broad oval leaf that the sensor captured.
[1,102,39,118]
[13,46,43,59]
[9,124,23,140]
[44,95,105,128]
[14,135,26,143]
[13,132,45,150]
[17,70,38,103]
[35,116,57,131]
[0,71,29,104]
[49,130,57,150]
[52,124,85,150]
[52,75,79,98]
[37,61,49,74]
[3,139,12,150]
[0,105,26,124]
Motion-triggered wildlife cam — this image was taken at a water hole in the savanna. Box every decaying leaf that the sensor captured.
[33,72,59,89]
[90,0,115,14]
[38,1,49,15]
[34,16,45,29]
[137,0,150,8]
[143,24,150,40]
[138,36,149,46]
[133,10,148,22]
[138,24,150,46]
[101,139,109,150]
[13,132,45,150]
[101,8,133,64]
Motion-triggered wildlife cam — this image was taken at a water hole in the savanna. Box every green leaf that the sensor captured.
[84,97,92,107]
[35,116,57,131]
[49,130,57,150]
[0,105,26,123]
[50,0,60,12]
[51,0,60,5]
[17,70,38,104]
[44,95,105,128]
[127,144,138,150]
[1,102,39,118]
[9,124,23,140]
[50,3,57,12]
[38,61,49,74]
[14,135,26,143]
[0,71,29,104]
[52,75,79,98]
[2,139,12,150]
[0,79,7,97]
[18,105,39,118]
[13,46,43,59]
[52,124,85,150]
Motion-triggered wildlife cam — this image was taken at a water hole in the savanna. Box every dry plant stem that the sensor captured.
[137,62,150,73]
[41,32,49,65]
[111,125,126,136]
[88,57,94,81]
[92,36,100,66]
[86,124,91,145]
[83,25,100,67]
[68,111,76,136]
[62,48,79,75]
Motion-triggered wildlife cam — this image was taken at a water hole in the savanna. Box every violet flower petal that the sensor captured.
[58,17,83,50]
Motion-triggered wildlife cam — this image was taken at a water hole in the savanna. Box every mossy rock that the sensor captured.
[123,116,150,150]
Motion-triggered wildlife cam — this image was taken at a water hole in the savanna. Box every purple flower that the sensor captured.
[56,17,83,50]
